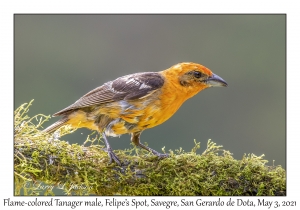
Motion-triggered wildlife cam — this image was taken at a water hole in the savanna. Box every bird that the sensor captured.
[43,62,227,165]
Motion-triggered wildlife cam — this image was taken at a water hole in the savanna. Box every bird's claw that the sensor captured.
[102,148,121,166]
[151,150,169,159]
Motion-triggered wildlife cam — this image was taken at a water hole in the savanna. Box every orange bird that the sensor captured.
[43,62,227,165]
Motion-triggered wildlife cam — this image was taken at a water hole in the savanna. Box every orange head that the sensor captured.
[161,62,227,99]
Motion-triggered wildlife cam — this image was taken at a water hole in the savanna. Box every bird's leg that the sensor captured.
[131,132,169,158]
[102,132,121,166]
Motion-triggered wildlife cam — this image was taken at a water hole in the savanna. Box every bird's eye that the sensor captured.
[193,71,202,78]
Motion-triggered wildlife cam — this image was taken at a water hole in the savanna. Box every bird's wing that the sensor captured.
[53,72,164,116]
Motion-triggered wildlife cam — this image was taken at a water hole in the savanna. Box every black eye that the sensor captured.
[193,71,202,78]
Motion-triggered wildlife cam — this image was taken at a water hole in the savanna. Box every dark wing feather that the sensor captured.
[53,72,164,116]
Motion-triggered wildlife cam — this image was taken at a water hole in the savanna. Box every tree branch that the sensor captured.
[14,101,286,196]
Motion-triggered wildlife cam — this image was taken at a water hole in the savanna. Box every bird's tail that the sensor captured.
[43,117,69,133]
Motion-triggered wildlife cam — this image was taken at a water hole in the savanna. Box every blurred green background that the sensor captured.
[14,15,285,168]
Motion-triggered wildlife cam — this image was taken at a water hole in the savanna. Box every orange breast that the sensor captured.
[110,88,187,135]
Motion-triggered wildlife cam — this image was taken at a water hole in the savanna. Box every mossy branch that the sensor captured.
[14,100,286,196]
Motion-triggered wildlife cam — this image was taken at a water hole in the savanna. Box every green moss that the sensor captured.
[14,101,286,196]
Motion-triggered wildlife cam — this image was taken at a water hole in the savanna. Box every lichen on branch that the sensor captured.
[14,100,286,196]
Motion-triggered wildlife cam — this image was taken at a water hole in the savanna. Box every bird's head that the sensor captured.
[171,62,227,87]
[161,62,227,98]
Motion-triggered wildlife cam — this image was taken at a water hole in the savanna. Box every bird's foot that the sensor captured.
[151,150,169,159]
[102,148,121,166]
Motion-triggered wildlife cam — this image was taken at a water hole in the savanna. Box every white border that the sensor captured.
[2,1,299,209]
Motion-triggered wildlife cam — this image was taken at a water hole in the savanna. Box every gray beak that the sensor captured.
[206,73,228,87]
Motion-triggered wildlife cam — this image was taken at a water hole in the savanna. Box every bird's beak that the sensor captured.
[206,73,228,87]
